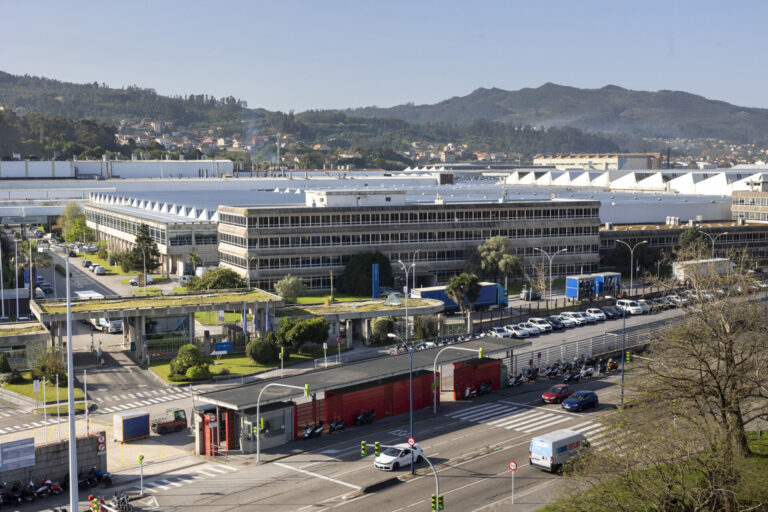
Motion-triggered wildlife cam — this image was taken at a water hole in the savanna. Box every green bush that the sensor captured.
[168,373,188,382]
[246,339,278,364]
[185,365,211,380]
[0,354,11,374]
[0,370,23,384]
[55,264,66,276]
[370,317,395,345]
[214,367,230,376]
[32,349,67,383]
[169,344,203,376]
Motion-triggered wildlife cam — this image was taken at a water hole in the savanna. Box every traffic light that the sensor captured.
[438,494,444,510]
[374,441,381,457]
[260,417,265,430]
[478,347,483,359]
[361,441,367,457]
[431,494,437,511]
[304,384,310,397]
[626,351,631,363]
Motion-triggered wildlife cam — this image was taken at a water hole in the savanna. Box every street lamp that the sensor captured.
[64,251,79,509]
[397,260,414,336]
[0,237,5,319]
[432,346,482,413]
[256,382,309,463]
[615,240,647,295]
[14,239,19,319]
[137,247,147,296]
[533,248,567,305]
[701,231,729,258]
[388,332,415,475]
[410,250,421,291]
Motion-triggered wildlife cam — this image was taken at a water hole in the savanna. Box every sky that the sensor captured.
[1,0,767,112]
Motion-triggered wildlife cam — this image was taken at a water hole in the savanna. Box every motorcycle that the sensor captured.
[89,467,112,488]
[579,365,594,380]
[328,416,346,433]
[464,385,478,399]
[110,491,134,512]
[478,380,493,395]
[607,358,619,372]
[355,409,376,426]
[526,367,539,382]
[507,373,524,387]
[47,477,64,496]
[598,359,607,376]
[77,470,95,490]
[6,482,23,504]
[32,478,52,499]
[22,481,38,502]
[303,421,324,439]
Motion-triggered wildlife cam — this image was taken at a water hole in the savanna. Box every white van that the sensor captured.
[616,299,643,315]
[529,429,588,472]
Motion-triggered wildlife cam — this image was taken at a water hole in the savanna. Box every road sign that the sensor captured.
[33,380,40,392]
[407,437,415,447]
[509,460,517,471]
[323,342,327,349]
[97,434,106,455]
[214,341,233,352]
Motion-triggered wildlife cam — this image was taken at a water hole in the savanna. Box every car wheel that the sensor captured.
[392,462,399,470]
[594,400,599,409]
[577,405,583,412]
[416,455,423,463]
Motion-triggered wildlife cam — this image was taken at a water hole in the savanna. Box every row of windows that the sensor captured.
[230,227,599,250]
[601,231,768,249]
[733,212,768,222]
[218,207,600,228]
[733,197,768,206]
[86,210,166,245]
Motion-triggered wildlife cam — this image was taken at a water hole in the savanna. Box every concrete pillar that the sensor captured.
[122,318,129,348]
[345,319,353,347]
[361,319,371,345]
[57,321,63,347]
[203,330,211,355]
[437,313,444,337]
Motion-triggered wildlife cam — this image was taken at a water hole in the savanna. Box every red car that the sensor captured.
[542,384,575,404]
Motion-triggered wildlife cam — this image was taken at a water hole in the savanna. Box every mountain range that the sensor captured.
[347,83,768,144]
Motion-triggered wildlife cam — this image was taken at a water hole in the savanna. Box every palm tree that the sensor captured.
[445,273,481,333]
[186,251,202,266]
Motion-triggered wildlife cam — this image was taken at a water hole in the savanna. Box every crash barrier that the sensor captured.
[507,315,685,377]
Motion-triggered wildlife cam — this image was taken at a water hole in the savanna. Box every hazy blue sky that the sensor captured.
[1,1,766,112]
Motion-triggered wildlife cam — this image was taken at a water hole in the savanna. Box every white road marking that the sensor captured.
[274,462,361,490]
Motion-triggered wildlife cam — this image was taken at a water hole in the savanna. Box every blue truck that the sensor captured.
[594,272,621,296]
[411,282,508,312]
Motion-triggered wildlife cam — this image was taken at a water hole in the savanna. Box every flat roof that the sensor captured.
[196,336,530,411]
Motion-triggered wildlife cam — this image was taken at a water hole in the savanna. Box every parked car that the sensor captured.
[562,391,599,412]
[93,265,106,275]
[542,384,575,404]
[34,287,45,299]
[520,289,542,301]
[580,311,599,323]
[601,306,621,319]
[40,283,54,294]
[553,314,576,328]
[545,316,565,330]
[560,312,587,326]
[35,275,45,285]
[635,299,653,314]
[373,443,424,471]
[503,324,530,338]
[616,299,644,315]
[528,318,553,332]
[518,322,541,335]
[665,295,686,307]
[488,326,512,338]
[585,308,606,321]
[82,260,92,268]
[651,297,671,310]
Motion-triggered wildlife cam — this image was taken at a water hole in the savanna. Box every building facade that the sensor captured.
[218,190,601,291]
[732,188,768,223]
[533,153,662,171]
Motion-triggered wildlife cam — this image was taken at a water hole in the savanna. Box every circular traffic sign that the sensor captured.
[509,460,517,471]
[407,437,416,447]
[98,435,105,443]
[98,444,106,453]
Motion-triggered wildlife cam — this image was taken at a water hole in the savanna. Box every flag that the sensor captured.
[265,301,270,331]
[241,304,247,334]
[253,302,259,332]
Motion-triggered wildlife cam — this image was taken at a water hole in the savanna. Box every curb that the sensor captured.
[360,476,401,494]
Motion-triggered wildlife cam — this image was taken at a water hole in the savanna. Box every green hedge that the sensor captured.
[55,264,66,276]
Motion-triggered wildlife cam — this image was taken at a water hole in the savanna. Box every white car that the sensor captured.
[554,314,576,328]
[560,312,587,326]
[503,324,530,338]
[616,299,644,315]
[374,443,424,471]
[488,326,512,338]
[579,312,598,324]
[528,317,553,332]
[585,308,606,321]
[518,322,540,335]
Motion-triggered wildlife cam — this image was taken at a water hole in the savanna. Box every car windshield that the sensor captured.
[572,393,589,401]
[548,386,564,393]
[381,448,402,457]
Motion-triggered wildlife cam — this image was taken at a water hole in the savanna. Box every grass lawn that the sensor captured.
[85,255,128,275]
[295,293,372,305]
[3,372,84,402]
[119,276,167,285]
[195,310,253,325]
[34,401,91,415]
[133,287,163,296]
[149,351,319,383]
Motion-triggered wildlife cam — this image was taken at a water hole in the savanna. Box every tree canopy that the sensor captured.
[340,251,393,296]
[185,268,245,291]
[467,236,523,282]
[274,274,306,303]
[276,317,329,351]
[122,224,161,274]
[445,273,481,312]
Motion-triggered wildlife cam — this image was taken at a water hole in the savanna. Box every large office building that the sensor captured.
[533,153,662,171]
[217,189,601,291]
[732,176,768,223]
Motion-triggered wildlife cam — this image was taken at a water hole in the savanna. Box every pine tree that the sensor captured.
[122,224,161,273]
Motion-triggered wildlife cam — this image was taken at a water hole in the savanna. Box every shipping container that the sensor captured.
[565,275,596,300]
[411,282,507,312]
[113,410,150,442]
[594,272,621,296]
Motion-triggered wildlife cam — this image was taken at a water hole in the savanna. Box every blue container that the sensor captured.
[565,275,596,300]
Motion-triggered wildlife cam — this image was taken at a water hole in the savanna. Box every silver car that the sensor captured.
[503,324,530,338]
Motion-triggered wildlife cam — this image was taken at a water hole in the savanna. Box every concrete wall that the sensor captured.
[0,432,106,483]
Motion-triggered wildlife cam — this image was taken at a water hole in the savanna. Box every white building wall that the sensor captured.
[600,201,731,224]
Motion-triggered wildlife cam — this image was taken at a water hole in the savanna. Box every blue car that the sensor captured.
[561,391,599,412]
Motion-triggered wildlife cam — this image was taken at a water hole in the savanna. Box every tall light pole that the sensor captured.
[620,307,626,408]
[388,332,415,475]
[410,250,421,291]
[432,346,482,413]
[701,231,729,258]
[0,237,4,318]
[65,251,79,509]
[14,239,19,319]
[533,248,567,305]
[616,240,647,295]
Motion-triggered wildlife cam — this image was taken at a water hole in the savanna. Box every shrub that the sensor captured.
[215,367,230,376]
[370,317,395,345]
[416,315,439,339]
[247,340,278,364]
[0,370,23,384]
[168,373,188,382]
[55,264,66,276]
[0,354,11,373]
[185,365,211,380]
[274,274,306,303]
[169,344,203,376]
[32,349,67,383]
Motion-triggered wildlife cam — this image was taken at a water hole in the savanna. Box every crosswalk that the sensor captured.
[93,387,194,414]
[124,463,238,494]
[0,417,63,434]
[446,401,608,438]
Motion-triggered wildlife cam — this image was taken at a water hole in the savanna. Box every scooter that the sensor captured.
[579,365,594,379]
[22,481,38,502]
[355,409,376,426]
[89,467,112,488]
[32,478,51,499]
[526,367,539,382]
[6,482,23,504]
[507,374,524,387]
[478,380,493,395]
[47,477,64,496]
[328,416,346,433]
[303,422,324,439]
[607,358,619,372]
[563,369,581,384]
[464,385,478,399]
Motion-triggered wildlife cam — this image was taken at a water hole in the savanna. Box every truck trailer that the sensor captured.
[672,258,732,283]
[411,282,508,312]
[113,410,150,442]
[565,275,597,300]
